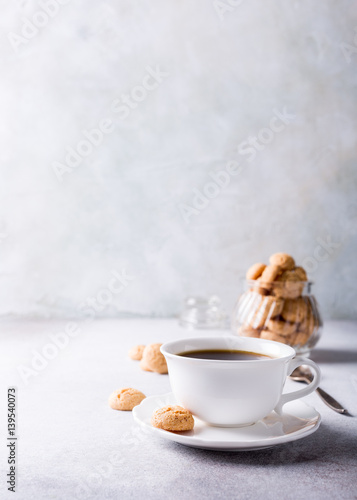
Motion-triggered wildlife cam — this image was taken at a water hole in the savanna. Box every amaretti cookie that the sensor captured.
[294,266,308,282]
[238,326,261,338]
[260,329,291,345]
[266,318,297,337]
[291,331,310,347]
[260,264,282,285]
[247,296,284,329]
[269,253,295,271]
[108,388,146,411]
[151,405,194,432]
[281,297,308,323]
[140,343,168,374]
[128,345,145,360]
[274,270,304,299]
[246,263,266,280]
[298,307,316,338]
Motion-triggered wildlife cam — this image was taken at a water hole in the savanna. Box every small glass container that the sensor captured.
[231,280,323,356]
[179,295,228,329]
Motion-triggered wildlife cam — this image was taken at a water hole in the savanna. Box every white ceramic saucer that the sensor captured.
[133,392,321,451]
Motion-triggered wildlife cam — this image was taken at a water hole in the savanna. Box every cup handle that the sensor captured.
[274,357,321,416]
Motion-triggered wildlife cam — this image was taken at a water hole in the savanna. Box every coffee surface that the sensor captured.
[178,349,272,360]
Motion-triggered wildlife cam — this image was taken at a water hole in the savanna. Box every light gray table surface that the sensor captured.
[1,319,357,500]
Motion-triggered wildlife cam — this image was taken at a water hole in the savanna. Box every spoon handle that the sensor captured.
[316,387,349,414]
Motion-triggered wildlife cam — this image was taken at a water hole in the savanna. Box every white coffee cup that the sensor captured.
[161,336,321,427]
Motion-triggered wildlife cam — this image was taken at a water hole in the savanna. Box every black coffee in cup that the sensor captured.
[178,349,272,361]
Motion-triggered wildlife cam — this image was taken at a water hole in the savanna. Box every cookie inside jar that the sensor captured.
[232,253,323,355]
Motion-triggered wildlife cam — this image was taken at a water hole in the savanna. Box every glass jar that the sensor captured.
[231,280,323,356]
[179,296,228,329]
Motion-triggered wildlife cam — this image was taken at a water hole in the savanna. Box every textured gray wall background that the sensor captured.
[0,0,356,319]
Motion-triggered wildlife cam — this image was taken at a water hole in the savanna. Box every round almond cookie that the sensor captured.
[246,263,266,280]
[266,318,297,337]
[260,264,282,285]
[140,358,152,372]
[248,307,268,329]
[267,296,284,317]
[294,266,308,282]
[151,405,194,432]
[275,271,304,299]
[260,329,292,345]
[281,297,308,324]
[108,388,146,411]
[249,296,284,329]
[271,281,287,299]
[290,331,310,347]
[298,308,315,338]
[236,291,265,326]
[140,343,168,374]
[250,278,269,296]
[238,326,261,338]
[128,344,145,361]
[269,253,295,271]
[309,296,323,328]
[236,290,261,317]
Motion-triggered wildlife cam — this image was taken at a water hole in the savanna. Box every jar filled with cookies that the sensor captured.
[231,253,323,356]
